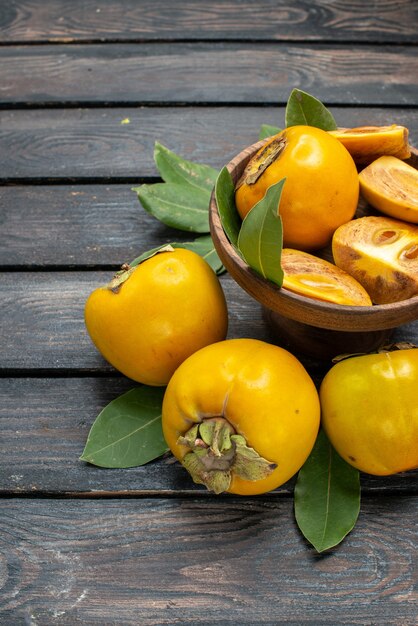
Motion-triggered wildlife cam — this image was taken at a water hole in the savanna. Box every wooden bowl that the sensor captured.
[209,140,418,359]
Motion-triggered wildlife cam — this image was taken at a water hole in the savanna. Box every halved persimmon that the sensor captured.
[281,249,372,306]
[359,156,418,223]
[332,215,418,304]
[329,125,410,165]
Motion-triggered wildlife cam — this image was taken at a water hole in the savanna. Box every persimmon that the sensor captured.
[329,125,410,165]
[320,348,418,475]
[359,156,418,223]
[162,338,320,495]
[281,248,372,306]
[332,215,418,304]
[84,248,228,385]
[235,125,359,251]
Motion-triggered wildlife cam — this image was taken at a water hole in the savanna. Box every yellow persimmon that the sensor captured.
[359,156,418,223]
[320,348,418,475]
[84,248,228,385]
[281,248,372,305]
[162,338,320,495]
[235,125,359,251]
[329,125,410,165]
[332,215,418,304]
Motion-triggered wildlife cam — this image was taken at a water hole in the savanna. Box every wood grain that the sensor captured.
[0,43,417,106]
[0,376,416,496]
[1,0,417,43]
[0,185,163,267]
[0,497,417,624]
[1,271,417,373]
[1,0,417,621]
[0,272,279,371]
[1,107,417,182]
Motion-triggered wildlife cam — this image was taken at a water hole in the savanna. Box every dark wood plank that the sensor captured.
[1,271,417,373]
[0,497,417,624]
[1,376,416,496]
[0,184,161,268]
[0,43,416,106]
[0,272,280,371]
[1,106,417,182]
[1,0,417,43]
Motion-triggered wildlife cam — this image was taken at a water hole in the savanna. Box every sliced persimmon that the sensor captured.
[332,215,418,304]
[359,156,418,223]
[329,125,410,165]
[281,249,372,306]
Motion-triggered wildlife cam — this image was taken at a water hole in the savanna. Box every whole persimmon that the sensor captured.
[162,338,320,495]
[84,248,228,385]
[320,348,418,475]
[235,125,359,251]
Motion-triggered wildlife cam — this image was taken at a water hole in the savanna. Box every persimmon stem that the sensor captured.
[178,417,277,494]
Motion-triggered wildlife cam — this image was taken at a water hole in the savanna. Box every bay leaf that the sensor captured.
[129,235,224,275]
[259,124,281,140]
[154,142,218,193]
[215,166,242,248]
[80,387,168,468]
[285,89,338,131]
[133,182,210,232]
[237,179,285,286]
[294,429,361,553]
[183,235,224,274]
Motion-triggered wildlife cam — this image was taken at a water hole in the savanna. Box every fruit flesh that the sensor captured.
[332,215,418,304]
[359,156,418,223]
[329,125,410,165]
[281,249,372,305]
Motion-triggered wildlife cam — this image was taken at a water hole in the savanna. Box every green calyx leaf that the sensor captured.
[237,179,285,287]
[129,235,224,275]
[294,429,360,553]
[107,263,137,293]
[231,435,277,481]
[178,418,276,494]
[285,89,338,131]
[80,387,169,468]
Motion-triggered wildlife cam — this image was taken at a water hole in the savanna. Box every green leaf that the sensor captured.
[181,235,224,274]
[285,89,338,131]
[215,166,242,247]
[133,182,210,232]
[80,387,168,468]
[294,429,361,553]
[237,179,285,286]
[128,244,175,267]
[129,235,224,275]
[259,124,281,140]
[154,142,218,193]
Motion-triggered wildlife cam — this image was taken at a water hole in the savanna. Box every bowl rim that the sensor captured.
[209,137,418,332]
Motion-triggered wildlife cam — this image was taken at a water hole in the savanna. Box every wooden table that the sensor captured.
[1,2,417,623]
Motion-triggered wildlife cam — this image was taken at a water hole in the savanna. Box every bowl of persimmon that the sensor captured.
[209,124,418,359]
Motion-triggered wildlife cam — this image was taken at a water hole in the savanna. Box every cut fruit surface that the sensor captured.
[281,249,372,306]
[329,125,410,165]
[332,215,418,304]
[359,156,418,223]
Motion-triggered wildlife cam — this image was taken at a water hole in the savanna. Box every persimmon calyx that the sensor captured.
[107,264,135,293]
[236,135,286,189]
[178,417,277,494]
